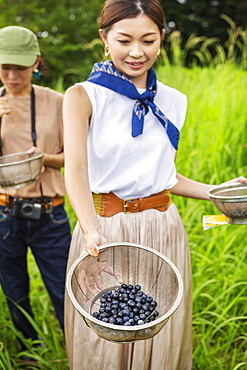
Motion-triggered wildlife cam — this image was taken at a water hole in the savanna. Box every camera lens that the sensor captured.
[22,204,34,216]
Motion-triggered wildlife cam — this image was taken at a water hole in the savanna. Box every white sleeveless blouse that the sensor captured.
[78,80,187,199]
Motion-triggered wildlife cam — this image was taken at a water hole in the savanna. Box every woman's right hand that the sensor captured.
[82,230,107,257]
[0,96,11,117]
[79,231,123,298]
[77,249,123,298]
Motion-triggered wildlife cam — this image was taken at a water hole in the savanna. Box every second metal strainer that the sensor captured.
[0,151,43,189]
[66,242,183,343]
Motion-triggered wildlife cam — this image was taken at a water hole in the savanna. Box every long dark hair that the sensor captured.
[99,0,165,36]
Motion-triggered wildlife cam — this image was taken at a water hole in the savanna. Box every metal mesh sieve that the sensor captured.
[66,242,183,343]
[207,183,247,224]
[0,151,43,189]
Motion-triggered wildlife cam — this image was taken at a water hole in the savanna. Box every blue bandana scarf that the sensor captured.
[87,60,180,150]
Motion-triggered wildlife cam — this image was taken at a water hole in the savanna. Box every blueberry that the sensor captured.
[133,307,139,315]
[121,283,127,289]
[128,284,133,290]
[146,296,153,303]
[137,319,144,325]
[150,301,157,308]
[100,313,109,319]
[102,318,109,323]
[135,296,142,303]
[109,317,116,324]
[135,285,141,291]
[136,302,142,310]
[116,317,123,325]
[123,309,130,316]
[100,297,107,304]
[92,312,100,318]
[124,321,132,326]
[143,304,150,312]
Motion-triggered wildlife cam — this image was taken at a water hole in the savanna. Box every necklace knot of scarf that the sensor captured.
[87,60,180,149]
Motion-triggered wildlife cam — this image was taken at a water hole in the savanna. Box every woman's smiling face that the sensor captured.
[100,14,164,88]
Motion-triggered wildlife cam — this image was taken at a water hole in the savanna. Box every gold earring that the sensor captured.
[157,48,161,56]
[104,45,110,57]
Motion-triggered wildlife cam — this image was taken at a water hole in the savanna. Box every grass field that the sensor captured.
[0,64,247,369]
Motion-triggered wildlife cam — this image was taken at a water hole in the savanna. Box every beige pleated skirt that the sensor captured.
[65,203,192,370]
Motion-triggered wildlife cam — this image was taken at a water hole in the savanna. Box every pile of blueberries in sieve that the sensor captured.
[92,283,159,326]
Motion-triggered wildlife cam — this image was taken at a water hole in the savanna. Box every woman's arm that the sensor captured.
[43,151,64,168]
[171,173,247,200]
[63,84,106,256]
[27,147,64,169]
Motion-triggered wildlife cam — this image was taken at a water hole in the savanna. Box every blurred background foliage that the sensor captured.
[0,0,246,90]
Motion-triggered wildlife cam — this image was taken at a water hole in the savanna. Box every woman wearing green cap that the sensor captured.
[0,25,71,359]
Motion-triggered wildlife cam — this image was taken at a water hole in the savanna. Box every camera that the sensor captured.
[11,198,42,220]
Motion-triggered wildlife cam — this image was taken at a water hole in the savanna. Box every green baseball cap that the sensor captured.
[0,26,41,67]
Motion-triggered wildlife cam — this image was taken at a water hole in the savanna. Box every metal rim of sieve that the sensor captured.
[0,151,44,168]
[207,182,247,202]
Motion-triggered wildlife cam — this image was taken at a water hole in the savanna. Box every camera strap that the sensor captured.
[0,86,44,198]
[0,85,36,155]
[0,88,5,156]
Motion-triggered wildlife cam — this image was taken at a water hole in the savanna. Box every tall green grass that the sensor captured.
[164,15,247,69]
[0,65,247,369]
[157,64,247,369]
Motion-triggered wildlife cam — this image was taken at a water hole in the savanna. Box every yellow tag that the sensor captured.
[203,215,228,230]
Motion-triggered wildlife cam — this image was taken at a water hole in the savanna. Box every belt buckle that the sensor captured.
[123,198,134,213]
[43,200,53,214]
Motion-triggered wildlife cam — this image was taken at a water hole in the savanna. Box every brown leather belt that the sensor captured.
[92,190,171,217]
[0,194,64,210]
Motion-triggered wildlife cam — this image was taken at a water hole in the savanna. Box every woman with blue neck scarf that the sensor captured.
[63,1,246,369]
